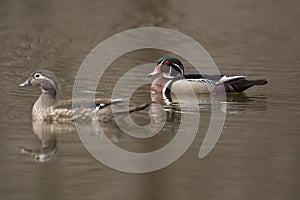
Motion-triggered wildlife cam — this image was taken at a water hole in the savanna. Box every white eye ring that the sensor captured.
[34,73,44,79]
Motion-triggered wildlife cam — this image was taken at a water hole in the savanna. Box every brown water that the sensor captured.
[1,0,299,199]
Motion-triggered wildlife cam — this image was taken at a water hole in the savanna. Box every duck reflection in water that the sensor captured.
[20,119,134,163]
[20,121,74,163]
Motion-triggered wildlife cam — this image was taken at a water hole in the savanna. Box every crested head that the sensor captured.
[19,70,61,118]
[19,70,61,96]
[148,57,184,78]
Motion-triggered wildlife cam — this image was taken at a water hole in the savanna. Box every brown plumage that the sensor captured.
[19,70,148,123]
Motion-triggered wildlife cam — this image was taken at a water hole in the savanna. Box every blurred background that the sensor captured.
[0,0,299,200]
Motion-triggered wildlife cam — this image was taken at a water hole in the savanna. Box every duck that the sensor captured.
[19,70,148,123]
[148,57,268,100]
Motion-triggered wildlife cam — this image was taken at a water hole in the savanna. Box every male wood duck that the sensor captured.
[148,57,268,99]
[19,70,148,122]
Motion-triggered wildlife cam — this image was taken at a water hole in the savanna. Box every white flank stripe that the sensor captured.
[219,75,245,83]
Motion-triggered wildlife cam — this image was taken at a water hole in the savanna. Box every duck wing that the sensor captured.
[53,98,123,110]
[218,75,267,92]
[184,74,267,93]
[222,78,268,92]
[184,74,223,81]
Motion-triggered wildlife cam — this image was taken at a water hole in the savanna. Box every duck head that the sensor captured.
[19,70,61,97]
[148,57,184,78]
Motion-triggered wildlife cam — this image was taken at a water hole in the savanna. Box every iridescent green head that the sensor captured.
[148,57,184,78]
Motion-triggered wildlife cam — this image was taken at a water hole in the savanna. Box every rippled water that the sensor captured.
[0,0,299,199]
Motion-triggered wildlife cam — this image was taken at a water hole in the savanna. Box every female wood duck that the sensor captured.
[19,70,148,122]
[148,57,268,99]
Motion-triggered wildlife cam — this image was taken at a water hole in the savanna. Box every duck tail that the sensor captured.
[111,103,149,116]
[253,79,268,85]
[128,103,150,113]
[223,78,268,93]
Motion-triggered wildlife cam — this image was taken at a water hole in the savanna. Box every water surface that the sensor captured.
[0,0,299,200]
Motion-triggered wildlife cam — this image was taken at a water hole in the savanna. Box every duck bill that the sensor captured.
[148,64,162,77]
[19,79,31,87]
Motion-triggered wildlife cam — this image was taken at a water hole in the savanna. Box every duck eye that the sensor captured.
[163,60,170,66]
[34,73,42,79]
